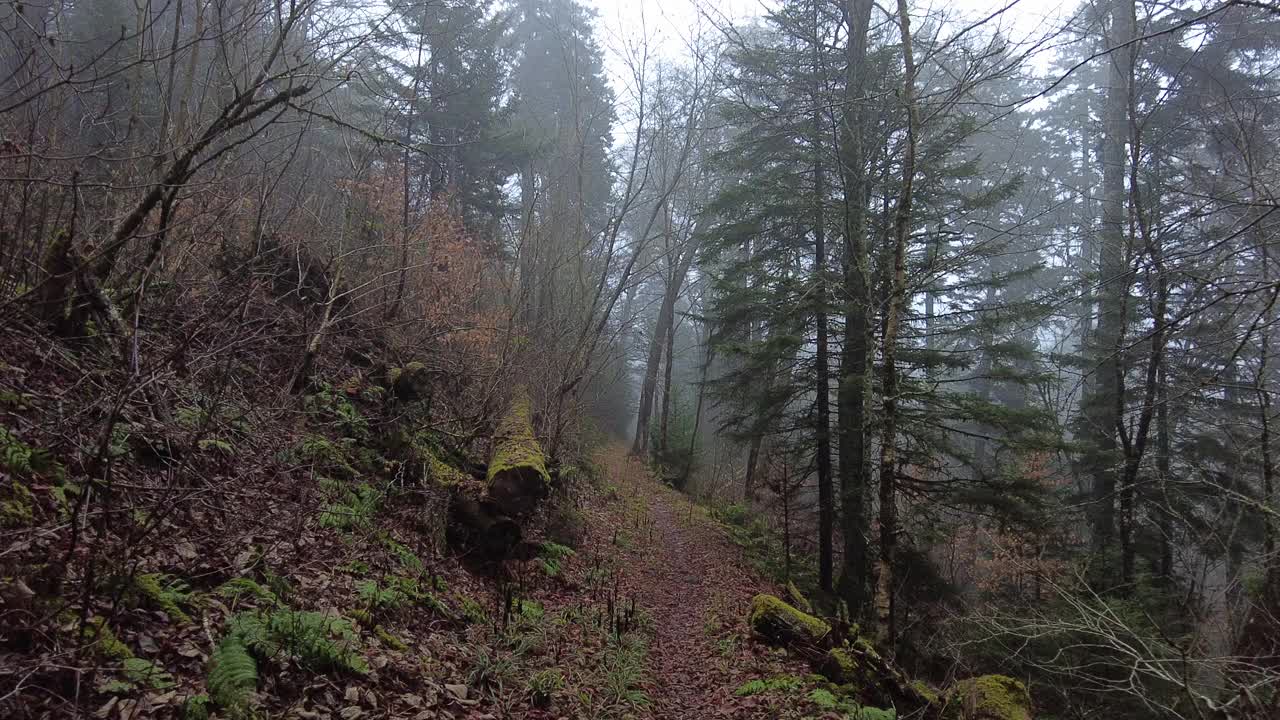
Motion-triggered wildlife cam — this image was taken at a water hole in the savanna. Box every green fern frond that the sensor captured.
[122,657,176,689]
[208,635,258,718]
[134,573,195,623]
[217,578,279,607]
[267,609,367,673]
[0,426,62,478]
[226,612,278,657]
[183,694,211,720]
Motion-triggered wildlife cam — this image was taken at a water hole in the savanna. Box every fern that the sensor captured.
[267,610,368,673]
[318,479,380,531]
[217,578,279,607]
[304,383,369,440]
[226,612,278,657]
[183,694,211,720]
[208,635,258,718]
[122,657,176,689]
[134,573,195,623]
[538,541,575,577]
[383,537,424,574]
[207,608,366,717]
[0,426,61,477]
[294,435,358,478]
[363,574,433,610]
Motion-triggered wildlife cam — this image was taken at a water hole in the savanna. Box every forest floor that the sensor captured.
[0,301,844,719]
[565,448,829,720]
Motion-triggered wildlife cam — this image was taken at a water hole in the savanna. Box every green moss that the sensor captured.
[747,593,830,645]
[1,480,35,527]
[486,389,550,486]
[943,675,1031,720]
[374,625,409,651]
[809,688,840,709]
[427,450,470,487]
[786,581,813,614]
[133,573,195,623]
[911,680,941,705]
[822,647,859,684]
[84,617,134,660]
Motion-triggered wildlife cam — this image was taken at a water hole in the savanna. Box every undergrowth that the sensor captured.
[206,607,367,717]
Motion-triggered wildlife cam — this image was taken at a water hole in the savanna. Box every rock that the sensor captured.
[747,594,831,648]
[942,675,1032,720]
[485,388,550,516]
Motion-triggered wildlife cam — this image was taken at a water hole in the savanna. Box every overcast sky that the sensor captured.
[585,0,1084,96]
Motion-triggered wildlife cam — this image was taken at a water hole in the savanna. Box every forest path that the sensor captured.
[592,452,803,719]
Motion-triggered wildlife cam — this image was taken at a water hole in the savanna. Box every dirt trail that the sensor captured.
[604,476,800,719]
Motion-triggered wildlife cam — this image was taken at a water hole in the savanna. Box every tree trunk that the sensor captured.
[836,0,874,622]
[632,247,698,458]
[659,310,676,457]
[875,0,919,652]
[813,0,834,594]
[1086,0,1133,573]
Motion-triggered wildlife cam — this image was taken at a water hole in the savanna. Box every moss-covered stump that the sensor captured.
[819,639,934,713]
[386,361,431,402]
[485,389,550,517]
[747,594,831,649]
[942,675,1032,720]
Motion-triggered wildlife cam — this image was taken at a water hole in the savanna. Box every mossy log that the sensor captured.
[747,594,831,649]
[941,675,1032,720]
[485,389,550,517]
[820,641,935,713]
[447,493,521,560]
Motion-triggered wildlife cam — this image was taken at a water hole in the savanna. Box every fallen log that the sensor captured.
[747,593,831,649]
[485,388,550,517]
[447,493,521,560]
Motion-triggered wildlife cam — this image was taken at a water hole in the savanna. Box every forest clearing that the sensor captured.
[2,0,1279,718]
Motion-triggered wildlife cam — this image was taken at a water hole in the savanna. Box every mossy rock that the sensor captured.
[747,593,830,648]
[942,675,1032,720]
[485,388,549,516]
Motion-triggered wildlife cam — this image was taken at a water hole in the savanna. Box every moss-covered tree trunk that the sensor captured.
[486,388,550,517]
